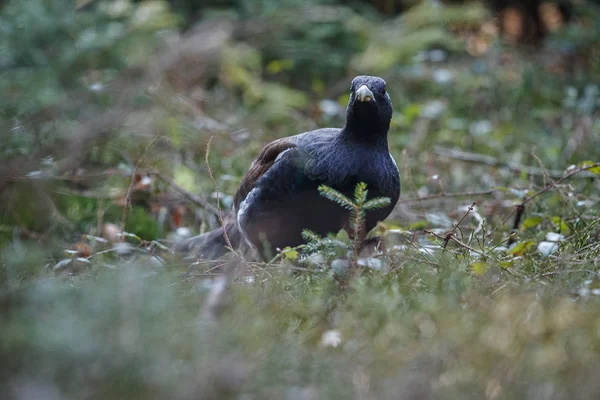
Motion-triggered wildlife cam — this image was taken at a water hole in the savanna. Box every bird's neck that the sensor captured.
[340,121,390,146]
[342,107,391,145]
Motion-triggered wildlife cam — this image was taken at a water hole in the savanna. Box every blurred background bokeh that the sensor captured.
[1,1,599,399]
[1,0,598,245]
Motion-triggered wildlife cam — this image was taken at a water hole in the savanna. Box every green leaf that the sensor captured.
[470,261,490,276]
[335,229,350,244]
[164,116,181,148]
[408,220,430,230]
[281,247,299,260]
[551,216,571,235]
[266,59,294,74]
[522,216,543,229]
[509,240,535,256]
[173,166,197,193]
[578,161,600,175]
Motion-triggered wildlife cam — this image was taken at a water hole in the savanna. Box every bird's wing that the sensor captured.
[233,138,298,210]
[233,128,340,211]
[234,143,317,254]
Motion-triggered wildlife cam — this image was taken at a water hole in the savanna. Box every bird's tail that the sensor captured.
[174,222,242,260]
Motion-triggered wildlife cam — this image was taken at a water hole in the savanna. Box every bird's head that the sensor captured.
[345,75,392,138]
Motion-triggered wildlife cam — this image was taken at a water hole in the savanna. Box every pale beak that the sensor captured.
[355,85,374,102]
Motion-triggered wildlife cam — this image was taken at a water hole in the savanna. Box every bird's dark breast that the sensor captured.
[243,183,347,253]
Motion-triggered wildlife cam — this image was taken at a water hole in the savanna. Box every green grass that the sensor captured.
[2,251,600,399]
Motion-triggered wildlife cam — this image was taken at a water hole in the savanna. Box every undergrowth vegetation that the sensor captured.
[1,0,600,398]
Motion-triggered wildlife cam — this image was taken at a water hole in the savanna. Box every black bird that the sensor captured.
[176,75,400,259]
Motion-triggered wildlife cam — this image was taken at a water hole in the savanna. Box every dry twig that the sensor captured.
[425,228,491,259]
[120,135,162,240]
[204,136,237,256]
[444,202,477,249]
[433,146,565,178]
[507,162,600,245]
[153,171,220,215]
[398,189,497,204]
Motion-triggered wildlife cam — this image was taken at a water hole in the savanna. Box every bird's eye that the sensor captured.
[381,88,386,94]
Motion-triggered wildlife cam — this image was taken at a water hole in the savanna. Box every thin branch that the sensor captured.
[48,169,220,217]
[531,152,584,227]
[436,202,477,249]
[539,270,596,278]
[433,146,565,178]
[204,136,238,257]
[403,233,442,266]
[86,247,134,259]
[425,228,491,259]
[120,135,162,240]
[491,283,508,296]
[522,163,600,206]
[507,162,600,243]
[448,235,490,259]
[153,171,220,215]
[398,189,497,204]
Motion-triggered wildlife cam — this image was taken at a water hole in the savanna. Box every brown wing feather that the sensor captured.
[233,139,297,210]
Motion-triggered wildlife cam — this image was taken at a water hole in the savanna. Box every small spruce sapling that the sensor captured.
[317,182,391,263]
[300,229,350,261]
